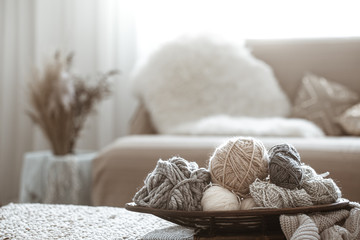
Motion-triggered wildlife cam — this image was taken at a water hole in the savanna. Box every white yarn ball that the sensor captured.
[240,197,257,210]
[201,185,241,211]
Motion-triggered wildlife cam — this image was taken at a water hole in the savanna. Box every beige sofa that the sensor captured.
[92,38,360,207]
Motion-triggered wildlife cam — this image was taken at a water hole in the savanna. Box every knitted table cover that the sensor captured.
[0,203,194,240]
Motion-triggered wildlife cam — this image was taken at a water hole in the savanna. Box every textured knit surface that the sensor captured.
[142,226,194,240]
[250,165,341,208]
[133,157,210,211]
[0,203,180,239]
[281,214,320,240]
[280,202,360,240]
[250,179,313,208]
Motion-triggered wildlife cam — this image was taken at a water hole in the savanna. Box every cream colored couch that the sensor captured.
[92,38,360,207]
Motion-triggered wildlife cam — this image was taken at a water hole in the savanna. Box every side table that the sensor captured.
[19,151,96,205]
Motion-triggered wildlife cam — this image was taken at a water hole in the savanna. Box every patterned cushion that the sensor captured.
[292,74,359,135]
[338,103,360,135]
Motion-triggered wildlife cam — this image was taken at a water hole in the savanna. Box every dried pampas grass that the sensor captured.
[27,52,118,155]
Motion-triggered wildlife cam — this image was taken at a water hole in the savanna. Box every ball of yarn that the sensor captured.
[133,157,211,211]
[240,198,257,210]
[209,137,269,197]
[269,143,303,190]
[201,185,241,211]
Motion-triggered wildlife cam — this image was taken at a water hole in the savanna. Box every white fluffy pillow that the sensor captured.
[133,37,291,134]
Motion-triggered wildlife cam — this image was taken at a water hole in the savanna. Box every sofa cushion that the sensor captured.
[292,73,359,135]
[338,103,360,135]
[132,37,291,134]
[92,135,360,206]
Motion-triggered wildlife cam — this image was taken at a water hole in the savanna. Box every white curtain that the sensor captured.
[0,0,137,204]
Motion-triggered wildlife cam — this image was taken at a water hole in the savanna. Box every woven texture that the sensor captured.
[280,202,360,240]
[0,203,180,239]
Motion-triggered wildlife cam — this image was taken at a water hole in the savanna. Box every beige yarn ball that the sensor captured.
[209,137,269,197]
[240,197,257,210]
[201,185,241,211]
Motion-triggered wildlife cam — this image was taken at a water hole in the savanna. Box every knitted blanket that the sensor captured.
[0,203,194,239]
[280,202,360,240]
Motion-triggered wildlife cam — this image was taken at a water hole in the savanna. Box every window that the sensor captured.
[134,0,360,57]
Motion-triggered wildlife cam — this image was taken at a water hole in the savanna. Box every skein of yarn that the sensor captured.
[201,185,241,211]
[302,178,341,205]
[250,179,313,208]
[209,137,269,197]
[133,157,210,211]
[300,165,341,205]
[269,144,303,190]
[250,165,342,208]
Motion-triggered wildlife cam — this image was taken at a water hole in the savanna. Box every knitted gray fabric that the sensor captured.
[320,206,360,240]
[280,214,320,240]
[280,202,360,240]
[133,157,211,211]
[311,209,350,233]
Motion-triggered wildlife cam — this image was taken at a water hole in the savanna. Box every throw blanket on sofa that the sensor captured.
[280,202,360,240]
[169,115,324,137]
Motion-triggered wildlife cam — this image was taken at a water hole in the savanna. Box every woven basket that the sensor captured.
[126,199,349,237]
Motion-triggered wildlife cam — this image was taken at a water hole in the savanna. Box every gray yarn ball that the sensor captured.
[133,157,211,211]
[269,144,303,190]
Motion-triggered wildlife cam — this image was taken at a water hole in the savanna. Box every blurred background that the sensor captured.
[0,0,359,205]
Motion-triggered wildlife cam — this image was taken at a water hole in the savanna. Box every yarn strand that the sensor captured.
[237,139,256,192]
[222,140,238,185]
